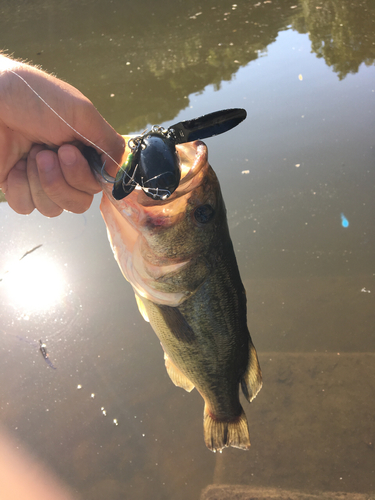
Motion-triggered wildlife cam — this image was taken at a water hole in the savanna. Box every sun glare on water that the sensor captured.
[4,255,66,312]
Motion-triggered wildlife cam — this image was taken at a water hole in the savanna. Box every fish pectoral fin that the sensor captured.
[135,294,150,322]
[158,305,196,344]
[203,405,250,452]
[241,343,262,402]
[164,353,195,392]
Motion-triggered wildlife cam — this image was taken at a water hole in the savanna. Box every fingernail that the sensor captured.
[59,147,77,166]
[36,152,55,172]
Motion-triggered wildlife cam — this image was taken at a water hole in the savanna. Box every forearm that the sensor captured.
[0,54,93,152]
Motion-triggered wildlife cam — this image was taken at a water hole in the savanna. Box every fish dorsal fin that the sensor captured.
[164,352,195,392]
[241,343,262,402]
[135,294,150,322]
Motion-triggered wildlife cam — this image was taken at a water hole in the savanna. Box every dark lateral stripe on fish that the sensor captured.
[157,305,196,344]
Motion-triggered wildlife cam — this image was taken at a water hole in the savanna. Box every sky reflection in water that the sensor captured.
[0,0,375,498]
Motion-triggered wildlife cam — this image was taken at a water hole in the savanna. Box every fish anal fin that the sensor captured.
[203,406,250,452]
[241,343,262,402]
[135,294,149,322]
[164,353,195,392]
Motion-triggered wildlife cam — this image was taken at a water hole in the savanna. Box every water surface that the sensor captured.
[1,1,374,499]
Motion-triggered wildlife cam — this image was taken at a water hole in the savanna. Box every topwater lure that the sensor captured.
[87,108,247,201]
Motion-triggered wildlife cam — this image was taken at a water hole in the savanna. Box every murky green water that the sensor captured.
[1,1,374,499]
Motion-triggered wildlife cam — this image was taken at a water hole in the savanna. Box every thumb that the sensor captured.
[76,108,126,172]
[96,130,126,170]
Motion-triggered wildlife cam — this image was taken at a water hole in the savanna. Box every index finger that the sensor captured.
[57,144,102,194]
[36,149,97,214]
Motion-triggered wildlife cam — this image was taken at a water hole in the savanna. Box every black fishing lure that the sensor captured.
[85,108,247,202]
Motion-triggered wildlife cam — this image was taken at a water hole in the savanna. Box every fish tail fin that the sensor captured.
[241,343,262,402]
[203,405,250,452]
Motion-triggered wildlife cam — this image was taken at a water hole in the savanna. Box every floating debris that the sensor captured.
[20,244,43,261]
[39,339,56,370]
[0,244,43,282]
[340,213,349,228]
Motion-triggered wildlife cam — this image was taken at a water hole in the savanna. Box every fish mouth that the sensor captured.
[131,140,208,206]
[177,140,207,188]
[92,137,208,206]
[106,140,209,215]
[176,141,208,195]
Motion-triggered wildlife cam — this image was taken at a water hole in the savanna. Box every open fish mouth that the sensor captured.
[85,138,208,206]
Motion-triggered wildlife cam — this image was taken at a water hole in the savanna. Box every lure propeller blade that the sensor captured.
[170,108,247,144]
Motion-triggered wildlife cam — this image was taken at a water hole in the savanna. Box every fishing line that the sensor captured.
[8,69,171,197]
[8,69,123,170]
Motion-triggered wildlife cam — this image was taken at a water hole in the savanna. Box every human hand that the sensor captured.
[0,55,125,216]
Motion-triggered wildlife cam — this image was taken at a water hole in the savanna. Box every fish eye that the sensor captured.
[194,204,215,224]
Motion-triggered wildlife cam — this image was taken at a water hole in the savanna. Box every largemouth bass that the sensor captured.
[88,138,262,452]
